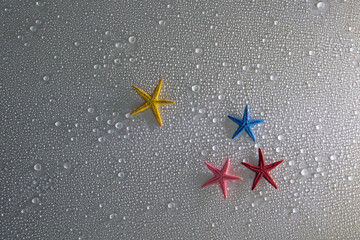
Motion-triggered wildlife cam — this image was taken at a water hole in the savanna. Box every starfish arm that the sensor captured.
[245,126,256,142]
[219,179,227,199]
[131,102,151,115]
[133,86,151,101]
[262,172,278,189]
[265,160,284,171]
[156,99,175,105]
[204,162,220,175]
[223,174,243,181]
[258,148,265,167]
[243,105,249,121]
[241,162,260,172]
[228,115,244,125]
[202,176,220,188]
[221,158,230,173]
[251,172,263,190]
[248,119,264,126]
[232,125,246,140]
[152,78,163,99]
[151,104,163,126]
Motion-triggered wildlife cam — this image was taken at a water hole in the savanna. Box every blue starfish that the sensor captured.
[228,105,264,142]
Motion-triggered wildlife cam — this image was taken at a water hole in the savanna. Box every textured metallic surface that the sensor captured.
[1,0,359,239]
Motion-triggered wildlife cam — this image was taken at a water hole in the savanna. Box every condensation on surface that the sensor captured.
[1,0,360,239]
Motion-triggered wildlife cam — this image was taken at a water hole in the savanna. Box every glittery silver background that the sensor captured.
[1,0,359,239]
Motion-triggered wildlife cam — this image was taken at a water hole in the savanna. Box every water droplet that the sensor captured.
[218,95,225,100]
[278,135,284,141]
[115,122,123,129]
[109,213,116,219]
[212,118,218,123]
[30,26,36,31]
[301,169,308,176]
[191,85,200,92]
[43,76,50,81]
[317,2,326,9]
[199,108,205,114]
[330,155,336,160]
[34,164,41,171]
[98,137,105,143]
[74,42,80,46]
[292,208,299,213]
[63,162,70,169]
[194,48,203,54]
[159,20,165,25]
[309,50,315,56]
[128,36,136,44]
[55,121,61,127]
[32,197,39,204]
[88,108,94,113]
[118,172,125,178]
[167,202,175,209]
[348,176,353,181]
[289,161,295,166]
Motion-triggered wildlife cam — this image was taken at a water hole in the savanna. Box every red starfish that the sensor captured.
[202,158,243,199]
[242,148,283,190]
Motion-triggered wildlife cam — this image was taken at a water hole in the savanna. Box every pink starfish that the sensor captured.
[202,158,243,199]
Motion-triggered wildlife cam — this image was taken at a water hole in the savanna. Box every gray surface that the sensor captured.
[1,0,360,239]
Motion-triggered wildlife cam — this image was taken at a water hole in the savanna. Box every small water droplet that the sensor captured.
[191,85,200,92]
[63,162,70,169]
[88,108,94,113]
[34,164,41,171]
[194,48,203,54]
[118,172,125,178]
[167,202,175,209]
[128,36,136,44]
[115,122,123,129]
[301,169,308,176]
[317,2,326,9]
[55,121,61,127]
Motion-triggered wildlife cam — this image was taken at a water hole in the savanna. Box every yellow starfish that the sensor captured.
[131,79,175,126]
